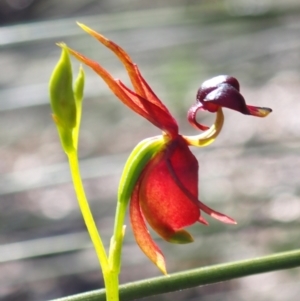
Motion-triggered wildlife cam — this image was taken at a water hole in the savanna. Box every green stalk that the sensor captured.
[108,137,164,273]
[67,150,119,301]
[50,47,119,300]
[51,249,300,301]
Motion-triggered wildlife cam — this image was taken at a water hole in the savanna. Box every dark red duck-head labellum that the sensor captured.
[197,75,272,116]
[188,75,272,131]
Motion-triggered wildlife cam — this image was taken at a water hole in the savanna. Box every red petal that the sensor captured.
[129,178,167,274]
[66,47,178,137]
[66,47,178,136]
[197,200,237,224]
[139,137,200,241]
[74,24,179,136]
[118,81,178,137]
[77,24,173,111]
[150,137,236,226]
[133,65,171,113]
[198,215,209,225]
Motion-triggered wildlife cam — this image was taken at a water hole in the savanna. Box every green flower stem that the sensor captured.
[51,249,300,301]
[109,200,127,273]
[108,137,164,273]
[67,150,119,301]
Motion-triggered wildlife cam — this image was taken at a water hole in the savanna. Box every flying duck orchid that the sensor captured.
[62,24,272,274]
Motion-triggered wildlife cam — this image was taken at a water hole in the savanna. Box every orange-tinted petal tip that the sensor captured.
[156,252,167,275]
[77,22,90,32]
[130,181,168,274]
[77,23,109,45]
[56,42,66,48]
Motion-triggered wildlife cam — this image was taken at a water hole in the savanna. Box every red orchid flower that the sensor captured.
[65,24,272,274]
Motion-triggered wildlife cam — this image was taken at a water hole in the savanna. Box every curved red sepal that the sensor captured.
[187,103,210,131]
[139,137,200,241]
[129,178,167,274]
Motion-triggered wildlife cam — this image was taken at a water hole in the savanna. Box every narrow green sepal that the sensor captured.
[49,47,76,130]
[118,136,164,206]
[110,136,164,274]
[168,229,194,244]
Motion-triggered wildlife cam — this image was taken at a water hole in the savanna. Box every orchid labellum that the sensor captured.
[64,24,272,274]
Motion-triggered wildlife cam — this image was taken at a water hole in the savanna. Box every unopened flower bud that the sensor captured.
[49,47,76,131]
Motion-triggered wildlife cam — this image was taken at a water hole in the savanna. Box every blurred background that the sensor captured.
[1,0,300,300]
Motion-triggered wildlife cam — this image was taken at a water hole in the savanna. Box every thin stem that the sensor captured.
[68,150,108,268]
[67,150,119,301]
[103,270,119,301]
[51,249,300,301]
[109,199,127,272]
